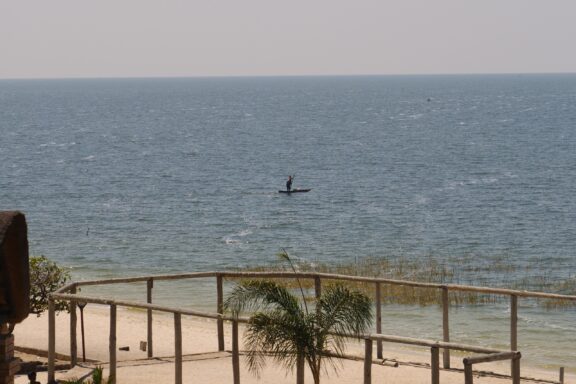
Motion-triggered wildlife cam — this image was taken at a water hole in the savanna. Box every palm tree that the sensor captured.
[225,279,372,384]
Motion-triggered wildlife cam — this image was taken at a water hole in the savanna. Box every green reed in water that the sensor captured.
[234,252,576,309]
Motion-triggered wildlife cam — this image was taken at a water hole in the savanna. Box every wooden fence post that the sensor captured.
[109,304,117,384]
[442,286,450,369]
[559,367,565,384]
[48,299,56,383]
[464,362,473,384]
[70,286,77,367]
[510,294,518,376]
[174,313,182,384]
[217,275,225,351]
[511,355,520,384]
[315,276,322,321]
[510,295,518,351]
[431,346,439,384]
[232,320,240,384]
[375,282,382,359]
[314,276,322,300]
[364,338,373,384]
[147,278,154,358]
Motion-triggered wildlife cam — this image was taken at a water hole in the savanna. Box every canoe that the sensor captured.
[278,189,311,194]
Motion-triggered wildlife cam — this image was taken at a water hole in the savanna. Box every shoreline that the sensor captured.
[13,305,571,383]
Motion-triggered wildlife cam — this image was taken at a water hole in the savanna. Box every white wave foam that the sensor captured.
[39,141,76,147]
[223,229,253,245]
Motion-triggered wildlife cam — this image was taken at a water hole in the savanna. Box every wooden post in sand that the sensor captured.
[375,282,382,359]
[48,299,56,383]
[217,274,225,351]
[510,295,518,351]
[431,346,440,384]
[510,294,518,376]
[364,338,373,384]
[174,313,182,384]
[511,354,521,384]
[109,304,117,384]
[147,278,154,358]
[232,320,240,384]
[442,286,450,368]
[70,286,77,367]
[464,362,473,384]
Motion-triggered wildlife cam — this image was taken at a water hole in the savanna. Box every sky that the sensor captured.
[1,0,576,79]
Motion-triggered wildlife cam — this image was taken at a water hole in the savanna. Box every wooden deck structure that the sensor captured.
[48,271,575,384]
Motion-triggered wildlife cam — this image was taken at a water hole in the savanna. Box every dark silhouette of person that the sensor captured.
[286,175,293,192]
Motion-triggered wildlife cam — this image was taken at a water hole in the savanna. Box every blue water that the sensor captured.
[1,75,575,371]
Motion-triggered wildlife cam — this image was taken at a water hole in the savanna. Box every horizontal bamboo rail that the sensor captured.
[364,334,508,354]
[52,293,226,320]
[61,271,576,301]
[48,270,573,383]
[463,352,519,365]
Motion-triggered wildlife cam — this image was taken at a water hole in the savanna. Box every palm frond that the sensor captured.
[224,280,302,317]
[319,284,373,336]
[245,310,310,375]
[317,284,373,362]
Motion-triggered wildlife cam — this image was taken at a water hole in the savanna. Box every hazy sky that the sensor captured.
[2,0,576,79]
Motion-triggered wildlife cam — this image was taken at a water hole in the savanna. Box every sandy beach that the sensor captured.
[12,304,569,384]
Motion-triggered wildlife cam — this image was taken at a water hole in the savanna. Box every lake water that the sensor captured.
[1,75,575,372]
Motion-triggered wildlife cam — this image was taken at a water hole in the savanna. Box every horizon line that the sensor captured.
[2,71,576,82]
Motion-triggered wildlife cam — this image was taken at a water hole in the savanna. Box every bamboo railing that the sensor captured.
[362,335,521,384]
[47,271,575,383]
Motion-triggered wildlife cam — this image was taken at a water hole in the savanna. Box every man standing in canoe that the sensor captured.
[286,175,293,192]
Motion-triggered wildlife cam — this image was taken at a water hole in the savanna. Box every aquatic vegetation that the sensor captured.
[235,253,576,309]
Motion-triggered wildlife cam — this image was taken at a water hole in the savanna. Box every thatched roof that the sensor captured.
[0,211,30,324]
